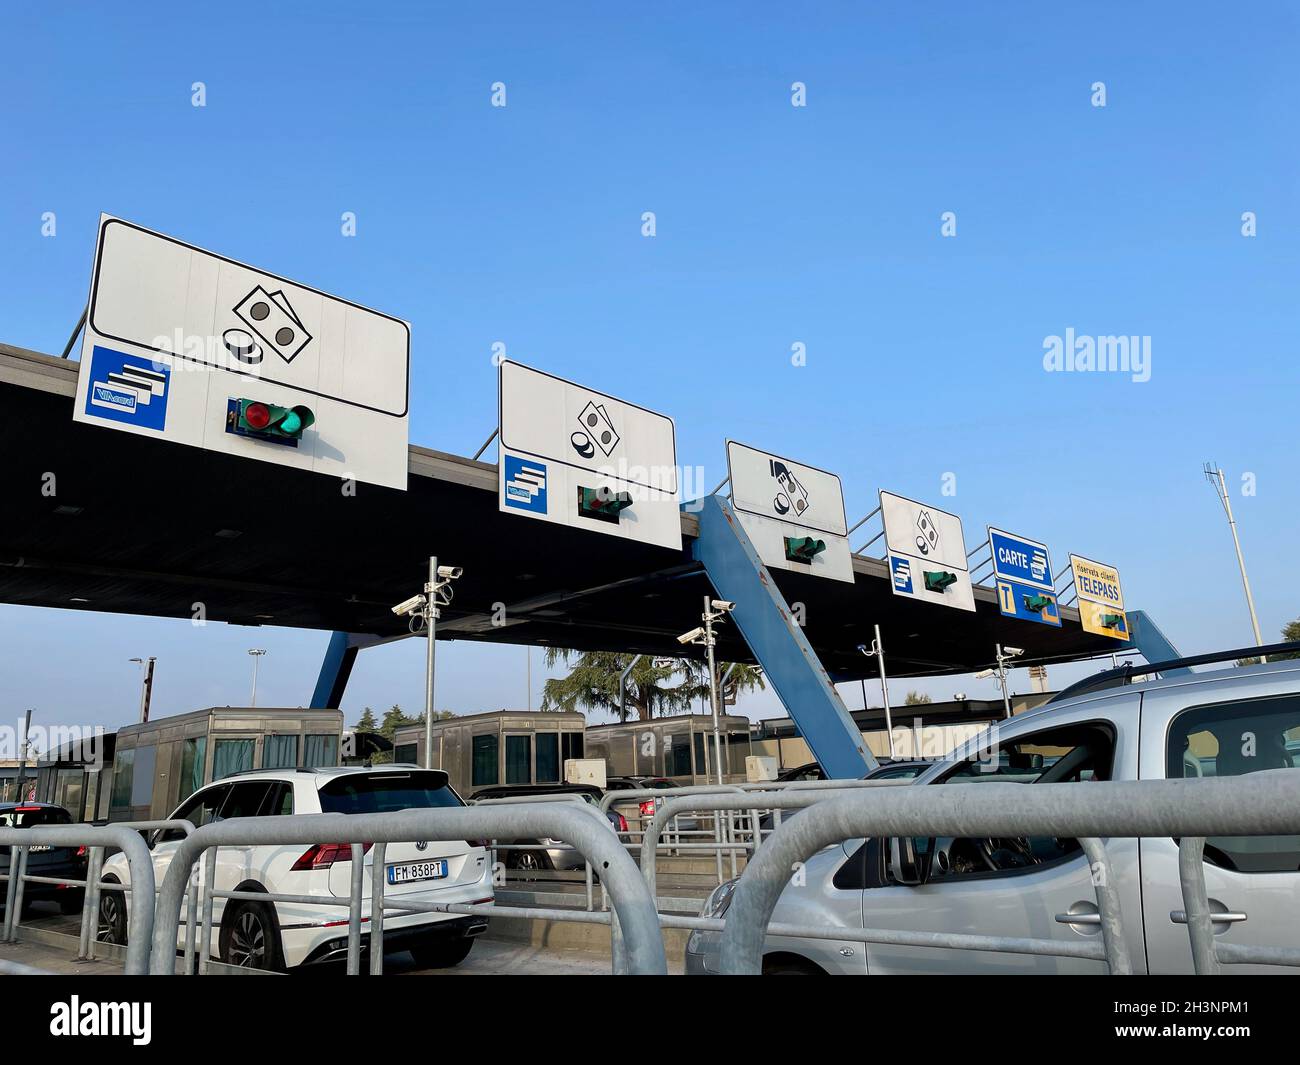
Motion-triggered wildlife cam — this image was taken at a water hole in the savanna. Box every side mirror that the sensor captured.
[888,836,931,886]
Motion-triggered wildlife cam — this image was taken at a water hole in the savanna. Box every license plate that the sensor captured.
[387,859,449,885]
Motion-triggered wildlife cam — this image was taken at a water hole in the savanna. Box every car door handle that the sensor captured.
[1054,912,1101,926]
[1170,910,1247,924]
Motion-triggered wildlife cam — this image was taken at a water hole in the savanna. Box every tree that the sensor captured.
[355,707,378,732]
[904,691,932,705]
[1237,617,1300,666]
[541,650,765,720]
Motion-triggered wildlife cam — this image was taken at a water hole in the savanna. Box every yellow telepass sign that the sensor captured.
[1070,554,1129,641]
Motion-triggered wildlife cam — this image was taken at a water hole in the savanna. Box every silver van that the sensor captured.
[686,655,1300,974]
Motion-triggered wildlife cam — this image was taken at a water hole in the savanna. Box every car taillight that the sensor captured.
[290,842,372,871]
[614,812,629,833]
[76,845,87,858]
[639,799,656,818]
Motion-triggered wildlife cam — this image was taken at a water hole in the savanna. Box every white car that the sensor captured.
[98,766,493,971]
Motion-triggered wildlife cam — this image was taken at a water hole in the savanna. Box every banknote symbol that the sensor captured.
[571,400,620,459]
[223,285,313,366]
[915,509,940,556]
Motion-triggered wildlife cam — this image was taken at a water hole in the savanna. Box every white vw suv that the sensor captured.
[98,766,493,971]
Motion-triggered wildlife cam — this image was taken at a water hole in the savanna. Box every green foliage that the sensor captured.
[904,690,932,705]
[1238,617,1300,666]
[354,707,378,732]
[540,650,765,720]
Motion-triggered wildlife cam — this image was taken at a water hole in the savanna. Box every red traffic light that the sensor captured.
[244,401,272,430]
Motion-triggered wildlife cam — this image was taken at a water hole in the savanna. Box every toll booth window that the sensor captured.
[1167,694,1300,873]
[506,735,532,785]
[536,733,560,783]
[305,734,339,767]
[693,733,708,777]
[213,739,254,780]
[562,732,584,762]
[131,745,157,810]
[667,741,692,778]
[393,743,418,765]
[472,735,499,787]
[179,737,207,801]
[263,735,299,770]
[109,749,135,812]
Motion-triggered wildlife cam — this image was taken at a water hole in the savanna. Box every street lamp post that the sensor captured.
[129,657,157,723]
[1204,463,1266,658]
[247,649,267,707]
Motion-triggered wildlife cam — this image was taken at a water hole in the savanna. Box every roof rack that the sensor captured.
[1046,641,1300,704]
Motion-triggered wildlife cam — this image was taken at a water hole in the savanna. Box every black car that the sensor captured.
[468,783,626,873]
[0,802,88,915]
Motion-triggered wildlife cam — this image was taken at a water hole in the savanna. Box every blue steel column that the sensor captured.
[690,495,874,778]
[1124,610,1190,676]
[310,630,359,708]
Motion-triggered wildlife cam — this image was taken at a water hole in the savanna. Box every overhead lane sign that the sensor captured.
[880,490,975,612]
[72,215,411,490]
[725,441,853,583]
[1069,554,1129,640]
[988,526,1060,627]
[498,360,681,551]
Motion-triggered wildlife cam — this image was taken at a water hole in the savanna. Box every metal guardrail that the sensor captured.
[150,804,667,975]
[718,770,1300,975]
[0,823,156,974]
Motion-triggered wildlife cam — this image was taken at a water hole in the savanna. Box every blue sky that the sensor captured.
[2,2,1297,738]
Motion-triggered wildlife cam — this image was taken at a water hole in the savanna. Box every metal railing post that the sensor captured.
[1178,836,1220,976]
[346,843,365,975]
[2,845,18,942]
[198,848,217,975]
[370,842,387,975]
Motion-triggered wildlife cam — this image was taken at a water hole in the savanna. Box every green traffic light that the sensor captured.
[577,486,632,524]
[924,570,958,592]
[1101,613,1125,629]
[1023,594,1054,613]
[783,536,826,564]
[233,399,315,441]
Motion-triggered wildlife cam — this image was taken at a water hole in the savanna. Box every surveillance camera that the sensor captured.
[677,627,706,645]
[974,668,996,680]
[1003,646,1025,657]
[953,692,968,701]
[856,643,868,654]
[391,594,425,617]
[652,657,675,668]
[710,599,735,612]
[437,565,463,580]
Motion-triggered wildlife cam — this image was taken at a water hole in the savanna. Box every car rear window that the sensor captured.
[317,771,463,814]
[0,806,72,828]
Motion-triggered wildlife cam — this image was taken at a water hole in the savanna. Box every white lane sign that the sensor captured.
[72,216,411,490]
[726,441,854,582]
[880,490,975,611]
[498,360,681,550]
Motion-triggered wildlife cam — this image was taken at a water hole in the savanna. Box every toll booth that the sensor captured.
[585,714,753,784]
[108,707,344,822]
[392,711,588,797]
[33,731,118,822]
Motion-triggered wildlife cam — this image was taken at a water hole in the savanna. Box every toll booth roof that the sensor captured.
[2,343,1119,680]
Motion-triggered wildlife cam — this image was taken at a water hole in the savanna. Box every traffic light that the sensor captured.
[923,569,957,592]
[577,485,632,524]
[230,399,316,444]
[1023,594,1055,614]
[783,536,826,564]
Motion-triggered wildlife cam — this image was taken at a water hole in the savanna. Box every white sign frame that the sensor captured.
[497,360,681,550]
[72,216,411,490]
[726,440,853,583]
[879,489,976,611]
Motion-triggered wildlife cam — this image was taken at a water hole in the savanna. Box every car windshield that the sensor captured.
[317,772,463,814]
[0,806,71,828]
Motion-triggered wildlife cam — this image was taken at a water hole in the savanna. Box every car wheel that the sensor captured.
[509,849,550,877]
[97,879,127,945]
[409,936,474,969]
[219,900,285,972]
